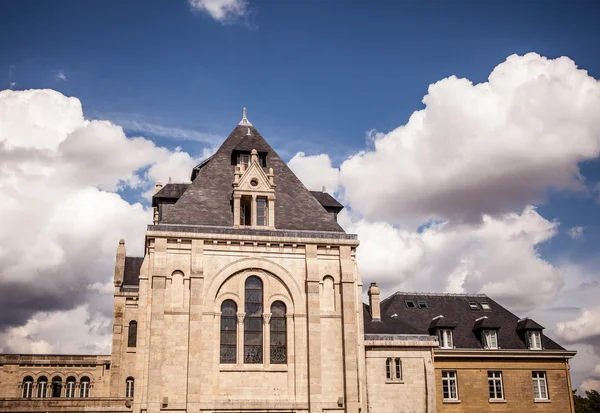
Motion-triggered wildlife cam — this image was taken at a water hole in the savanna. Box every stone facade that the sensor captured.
[0,111,577,413]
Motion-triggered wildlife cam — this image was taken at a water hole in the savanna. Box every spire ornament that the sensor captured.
[238,107,253,126]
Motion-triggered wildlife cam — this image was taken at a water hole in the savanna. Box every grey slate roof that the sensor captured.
[122,257,143,287]
[310,191,344,209]
[158,125,345,232]
[364,292,565,350]
[152,183,190,207]
[517,318,545,331]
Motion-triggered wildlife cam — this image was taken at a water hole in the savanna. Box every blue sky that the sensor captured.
[5,0,598,257]
[2,0,600,390]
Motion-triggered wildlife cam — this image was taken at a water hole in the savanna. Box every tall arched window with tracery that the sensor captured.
[244,276,263,363]
[270,301,287,364]
[220,300,237,363]
[128,321,137,348]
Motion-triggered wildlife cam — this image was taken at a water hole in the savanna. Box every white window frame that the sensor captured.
[532,371,549,401]
[488,371,504,401]
[37,381,47,398]
[126,378,135,398]
[394,358,402,380]
[483,330,499,349]
[79,380,90,398]
[22,380,33,398]
[438,329,453,349]
[528,331,542,350]
[442,370,459,401]
[65,380,76,398]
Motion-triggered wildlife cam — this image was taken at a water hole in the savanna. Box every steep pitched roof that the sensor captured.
[364,292,565,350]
[310,191,344,209]
[152,183,190,207]
[122,257,143,287]
[160,124,345,232]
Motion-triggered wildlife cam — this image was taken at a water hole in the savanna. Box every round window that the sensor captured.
[250,179,258,187]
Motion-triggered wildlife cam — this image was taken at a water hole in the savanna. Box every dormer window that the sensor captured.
[233,148,276,229]
[238,154,251,171]
[483,330,499,349]
[438,329,453,349]
[527,331,542,350]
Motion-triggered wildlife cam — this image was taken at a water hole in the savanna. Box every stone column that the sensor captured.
[264,313,271,367]
[237,313,245,365]
[251,194,257,227]
[305,244,322,413]
[233,194,241,228]
[268,196,275,228]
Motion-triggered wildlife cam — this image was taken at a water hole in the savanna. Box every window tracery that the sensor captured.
[220,300,237,363]
[244,276,263,363]
[270,301,287,364]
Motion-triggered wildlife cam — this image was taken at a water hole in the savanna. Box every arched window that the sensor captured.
[270,301,287,364]
[21,376,33,398]
[128,321,137,348]
[125,377,134,398]
[65,377,76,398]
[220,300,237,363]
[51,376,62,398]
[37,376,48,398]
[244,276,263,363]
[79,376,90,398]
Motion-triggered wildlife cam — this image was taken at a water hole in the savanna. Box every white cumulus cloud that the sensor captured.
[188,0,247,23]
[337,53,600,227]
[0,88,202,352]
[288,152,340,193]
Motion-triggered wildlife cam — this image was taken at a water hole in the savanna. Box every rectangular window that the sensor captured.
[532,371,549,400]
[442,370,458,401]
[484,330,498,349]
[480,302,491,310]
[469,302,481,310]
[528,331,542,350]
[418,301,427,308]
[256,197,268,226]
[438,329,453,349]
[385,358,392,380]
[240,196,252,226]
[395,358,402,380]
[488,371,504,400]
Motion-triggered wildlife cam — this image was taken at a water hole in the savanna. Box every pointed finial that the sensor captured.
[238,107,253,126]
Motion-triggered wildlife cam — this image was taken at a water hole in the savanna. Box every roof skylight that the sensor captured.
[469,302,481,311]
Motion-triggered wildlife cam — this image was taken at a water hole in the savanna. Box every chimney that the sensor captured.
[368,282,381,320]
[113,239,126,287]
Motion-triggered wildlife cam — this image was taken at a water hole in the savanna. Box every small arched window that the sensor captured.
[220,300,237,364]
[270,301,287,364]
[22,376,33,398]
[79,376,90,398]
[125,377,135,398]
[321,276,335,311]
[37,376,48,398]
[244,276,263,363]
[51,376,62,398]
[65,377,76,398]
[128,321,137,348]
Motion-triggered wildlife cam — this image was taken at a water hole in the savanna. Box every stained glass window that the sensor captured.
[270,301,287,364]
[244,276,263,363]
[220,300,237,363]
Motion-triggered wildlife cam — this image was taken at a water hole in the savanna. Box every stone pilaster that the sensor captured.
[305,244,322,413]
[339,246,360,413]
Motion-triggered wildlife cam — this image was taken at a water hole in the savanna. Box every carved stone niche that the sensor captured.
[233,149,276,229]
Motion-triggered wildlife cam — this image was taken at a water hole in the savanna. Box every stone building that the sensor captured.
[364,292,577,412]
[0,110,576,413]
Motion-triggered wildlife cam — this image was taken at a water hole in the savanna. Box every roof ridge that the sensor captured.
[385,291,489,299]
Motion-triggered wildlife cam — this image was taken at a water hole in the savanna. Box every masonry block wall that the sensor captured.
[111,231,363,413]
